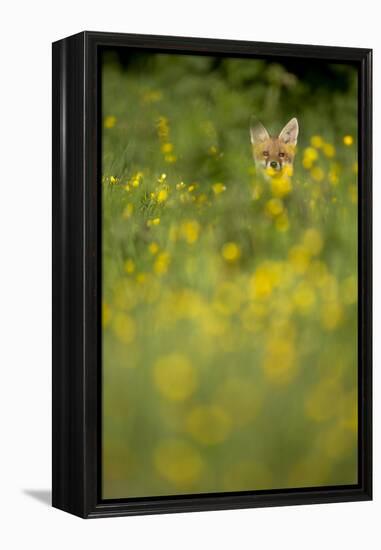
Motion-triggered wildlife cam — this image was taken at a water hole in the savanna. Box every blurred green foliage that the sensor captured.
[101,51,358,499]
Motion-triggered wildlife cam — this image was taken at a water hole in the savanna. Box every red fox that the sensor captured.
[250,117,299,177]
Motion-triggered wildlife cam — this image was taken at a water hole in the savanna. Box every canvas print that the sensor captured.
[101,49,358,500]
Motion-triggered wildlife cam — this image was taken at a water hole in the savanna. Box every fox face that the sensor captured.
[250,118,299,175]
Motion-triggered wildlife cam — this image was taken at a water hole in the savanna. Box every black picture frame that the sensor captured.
[52,31,372,519]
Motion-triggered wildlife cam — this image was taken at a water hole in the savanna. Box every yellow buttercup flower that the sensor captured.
[124,259,135,274]
[275,212,290,232]
[271,176,292,198]
[221,242,241,263]
[265,198,284,217]
[293,282,316,314]
[104,115,117,129]
[154,251,170,275]
[311,166,325,182]
[303,147,319,169]
[157,189,168,203]
[343,135,354,146]
[322,143,336,158]
[180,220,200,244]
[165,154,177,163]
[310,135,324,148]
[147,217,161,227]
[161,142,173,153]
[212,182,226,195]
[148,242,159,255]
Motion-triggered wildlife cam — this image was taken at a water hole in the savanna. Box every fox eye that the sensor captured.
[263,151,269,157]
[279,152,285,158]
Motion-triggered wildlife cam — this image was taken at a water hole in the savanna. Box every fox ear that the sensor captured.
[279,118,299,145]
[250,119,270,144]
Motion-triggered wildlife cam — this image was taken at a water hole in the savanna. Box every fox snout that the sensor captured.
[269,160,281,171]
[250,117,299,176]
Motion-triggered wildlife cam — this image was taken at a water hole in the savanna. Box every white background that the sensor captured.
[0,1,378,547]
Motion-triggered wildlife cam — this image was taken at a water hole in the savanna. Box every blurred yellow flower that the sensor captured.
[154,251,170,275]
[147,217,161,227]
[156,116,169,139]
[221,242,241,263]
[322,143,336,158]
[265,198,284,217]
[124,258,135,274]
[275,212,290,232]
[270,175,292,198]
[176,181,186,190]
[343,135,354,146]
[104,115,117,129]
[180,220,200,244]
[154,439,203,485]
[165,154,177,163]
[293,282,316,314]
[112,312,136,344]
[212,182,226,195]
[186,405,231,445]
[148,242,159,255]
[303,147,319,167]
[153,353,197,401]
[310,166,325,182]
[157,189,168,203]
[110,175,118,184]
[161,142,173,153]
[249,261,281,300]
[310,135,324,148]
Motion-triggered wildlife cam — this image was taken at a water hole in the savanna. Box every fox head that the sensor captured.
[250,117,299,175]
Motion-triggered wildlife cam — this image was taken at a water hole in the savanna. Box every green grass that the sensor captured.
[101,52,358,499]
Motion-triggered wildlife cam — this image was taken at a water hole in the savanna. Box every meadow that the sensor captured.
[101,51,359,499]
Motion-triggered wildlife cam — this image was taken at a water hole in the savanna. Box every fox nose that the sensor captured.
[270,161,278,168]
